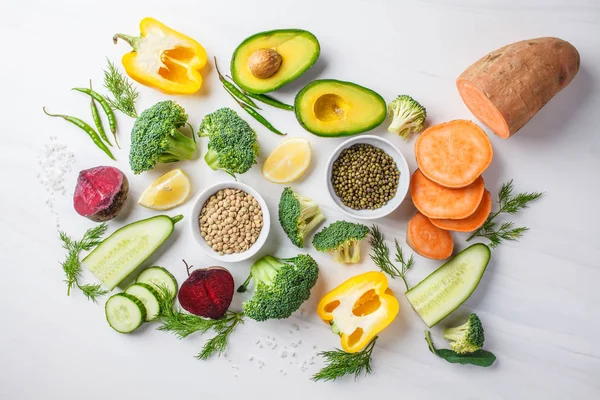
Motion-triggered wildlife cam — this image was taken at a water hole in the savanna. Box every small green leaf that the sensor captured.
[425,330,496,368]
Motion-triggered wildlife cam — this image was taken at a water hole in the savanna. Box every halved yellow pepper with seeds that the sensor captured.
[113,18,207,95]
[316,271,399,353]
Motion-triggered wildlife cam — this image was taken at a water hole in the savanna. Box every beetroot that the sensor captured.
[74,166,129,222]
[178,263,234,319]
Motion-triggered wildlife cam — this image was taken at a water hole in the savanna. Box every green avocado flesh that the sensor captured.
[294,79,387,137]
[231,29,320,94]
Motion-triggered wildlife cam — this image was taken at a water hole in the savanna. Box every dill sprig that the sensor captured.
[103,59,139,119]
[156,286,244,360]
[58,224,108,302]
[467,180,544,248]
[369,225,415,291]
[312,337,378,382]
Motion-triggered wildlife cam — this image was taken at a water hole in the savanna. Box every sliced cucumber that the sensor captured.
[83,215,183,290]
[136,266,178,300]
[105,293,147,333]
[406,243,491,328]
[125,283,161,321]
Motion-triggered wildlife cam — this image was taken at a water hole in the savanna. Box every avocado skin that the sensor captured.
[231,29,320,94]
[294,79,387,137]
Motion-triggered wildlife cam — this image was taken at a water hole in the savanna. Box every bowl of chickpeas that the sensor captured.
[190,181,270,262]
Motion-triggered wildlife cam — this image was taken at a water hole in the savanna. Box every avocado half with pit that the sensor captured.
[295,79,387,137]
[231,29,320,94]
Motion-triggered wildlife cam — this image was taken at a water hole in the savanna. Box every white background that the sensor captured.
[1,0,599,399]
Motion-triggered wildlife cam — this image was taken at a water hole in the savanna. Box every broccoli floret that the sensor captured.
[198,107,259,178]
[129,100,196,174]
[237,255,319,322]
[387,95,426,139]
[312,221,369,264]
[443,313,485,354]
[278,187,325,248]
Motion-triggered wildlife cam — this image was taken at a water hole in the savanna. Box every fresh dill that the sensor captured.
[312,337,378,382]
[369,225,415,291]
[58,224,108,302]
[467,180,544,248]
[156,286,244,360]
[103,59,139,119]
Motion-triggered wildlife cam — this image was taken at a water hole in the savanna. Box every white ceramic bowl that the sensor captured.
[189,181,271,262]
[325,135,410,220]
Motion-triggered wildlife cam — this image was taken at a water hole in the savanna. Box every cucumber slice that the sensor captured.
[406,243,491,327]
[136,266,178,300]
[125,283,161,321]
[83,215,183,290]
[105,293,147,333]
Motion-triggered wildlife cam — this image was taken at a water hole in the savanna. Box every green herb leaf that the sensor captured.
[58,224,107,300]
[103,59,139,119]
[196,312,245,360]
[467,180,543,248]
[425,330,496,367]
[312,337,378,382]
[369,225,414,290]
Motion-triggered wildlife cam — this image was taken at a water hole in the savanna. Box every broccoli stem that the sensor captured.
[157,130,196,163]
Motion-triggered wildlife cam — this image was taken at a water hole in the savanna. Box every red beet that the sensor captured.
[178,266,234,319]
[73,166,129,222]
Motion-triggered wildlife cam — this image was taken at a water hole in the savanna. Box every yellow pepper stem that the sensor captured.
[113,33,141,51]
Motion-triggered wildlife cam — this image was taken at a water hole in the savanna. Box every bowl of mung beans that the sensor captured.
[325,135,410,219]
[190,181,271,262]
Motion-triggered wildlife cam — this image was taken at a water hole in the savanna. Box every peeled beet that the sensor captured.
[178,267,234,319]
[73,166,129,222]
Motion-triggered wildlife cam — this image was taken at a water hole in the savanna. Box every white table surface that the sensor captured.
[2,0,599,399]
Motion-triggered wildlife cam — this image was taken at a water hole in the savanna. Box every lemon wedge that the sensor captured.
[138,169,191,210]
[262,138,312,183]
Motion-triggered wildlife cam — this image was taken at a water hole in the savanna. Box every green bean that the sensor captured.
[243,90,294,111]
[224,88,286,136]
[72,86,119,148]
[89,80,112,146]
[43,107,116,160]
[213,57,260,109]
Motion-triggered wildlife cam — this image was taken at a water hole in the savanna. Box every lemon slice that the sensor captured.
[262,138,312,183]
[138,169,191,210]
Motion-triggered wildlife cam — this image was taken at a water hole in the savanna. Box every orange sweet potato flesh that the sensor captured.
[406,212,453,260]
[415,120,493,188]
[411,169,485,219]
[457,37,580,139]
[430,190,492,232]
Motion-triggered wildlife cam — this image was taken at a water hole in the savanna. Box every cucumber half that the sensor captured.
[406,243,491,327]
[125,283,161,321]
[83,215,183,290]
[105,293,147,333]
[136,266,178,300]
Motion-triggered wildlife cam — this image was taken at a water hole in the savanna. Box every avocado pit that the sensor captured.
[314,94,348,122]
[248,48,282,79]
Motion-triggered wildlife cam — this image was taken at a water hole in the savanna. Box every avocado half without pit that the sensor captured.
[294,79,387,137]
[231,29,320,94]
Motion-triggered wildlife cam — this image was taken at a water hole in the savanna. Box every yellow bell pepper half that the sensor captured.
[317,271,399,353]
[113,18,207,95]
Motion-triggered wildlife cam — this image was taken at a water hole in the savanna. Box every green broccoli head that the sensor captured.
[198,108,259,178]
[237,255,319,322]
[129,100,196,174]
[443,313,485,354]
[387,95,426,139]
[278,187,325,248]
[312,220,369,263]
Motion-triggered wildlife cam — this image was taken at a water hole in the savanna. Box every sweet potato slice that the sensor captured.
[415,120,493,188]
[457,37,580,139]
[430,190,492,232]
[406,212,453,260]
[410,169,484,219]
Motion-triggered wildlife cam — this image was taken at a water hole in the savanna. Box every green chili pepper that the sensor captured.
[214,57,260,109]
[72,86,119,148]
[89,80,111,146]
[243,90,294,111]
[223,88,286,136]
[43,107,116,160]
